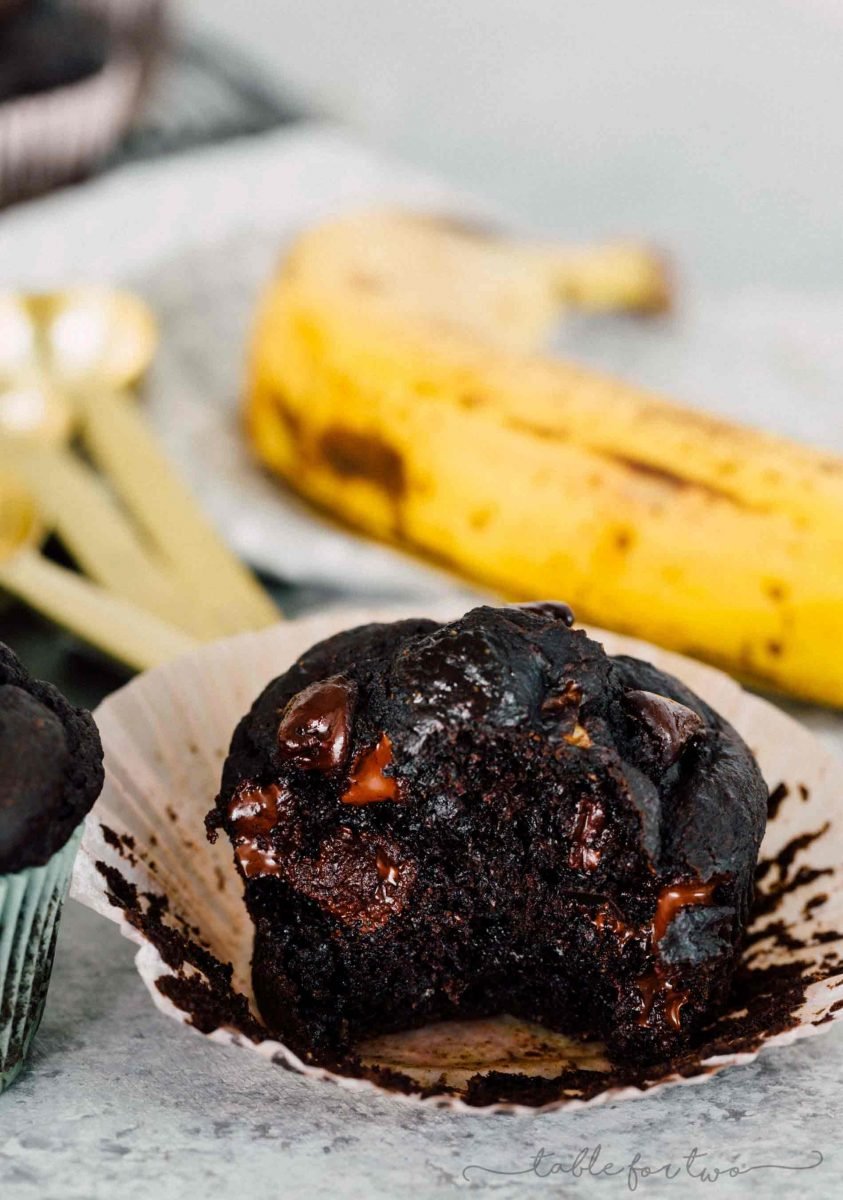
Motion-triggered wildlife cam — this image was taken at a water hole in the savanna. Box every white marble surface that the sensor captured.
[0,902,838,1199]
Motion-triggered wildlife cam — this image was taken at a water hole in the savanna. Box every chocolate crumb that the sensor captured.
[100,824,121,851]
[95,860,265,1042]
[767,782,789,820]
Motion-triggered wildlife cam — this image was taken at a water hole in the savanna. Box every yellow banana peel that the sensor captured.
[247,211,843,707]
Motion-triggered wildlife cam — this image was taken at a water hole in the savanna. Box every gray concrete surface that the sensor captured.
[1,902,839,1199]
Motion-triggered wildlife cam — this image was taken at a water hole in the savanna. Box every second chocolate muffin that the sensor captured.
[0,641,104,1091]
[208,605,768,1067]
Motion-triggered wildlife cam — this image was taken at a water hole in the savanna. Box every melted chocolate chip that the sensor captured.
[276,676,357,771]
[541,680,582,715]
[227,783,288,878]
[342,733,398,805]
[287,828,414,932]
[636,969,689,1030]
[624,689,705,768]
[628,880,718,1032]
[593,905,636,949]
[516,601,575,626]
[568,796,606,871]
[651,880,717,944]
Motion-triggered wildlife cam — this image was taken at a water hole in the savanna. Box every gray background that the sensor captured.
[186,0,843,290]
[4,1,843,1196]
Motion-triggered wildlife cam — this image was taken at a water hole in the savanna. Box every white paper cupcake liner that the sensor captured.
[71,606,843,1113]
[0,822,83,1091]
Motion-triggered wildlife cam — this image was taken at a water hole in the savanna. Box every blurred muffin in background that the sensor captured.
[0,1,110,102]
[0,0,165,207]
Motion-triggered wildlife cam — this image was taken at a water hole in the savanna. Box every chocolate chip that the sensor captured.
[542,680,587,744]
[568,796,606,872]
[276,676,357,771]
[285,829,415,931]
[227,782,289,879]
[624,689,705,769]
[541,679,582,714]
[341,733,399,805]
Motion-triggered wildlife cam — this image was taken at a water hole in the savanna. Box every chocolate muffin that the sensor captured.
[208,605,767,1067]
[0,642,104,1090]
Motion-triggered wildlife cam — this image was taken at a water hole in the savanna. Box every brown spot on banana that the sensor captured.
[318,427,407,501]
[503,419,760,510]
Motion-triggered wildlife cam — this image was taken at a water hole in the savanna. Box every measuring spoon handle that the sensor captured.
[0,442,221,641]
[79,388,281,634]
[0,548,197,672]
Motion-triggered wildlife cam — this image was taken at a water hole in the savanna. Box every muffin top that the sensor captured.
[0,643,103,873]
[214,604,767,924]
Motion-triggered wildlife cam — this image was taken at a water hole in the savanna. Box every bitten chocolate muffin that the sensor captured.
[0,642,103,873]
[208,605,767,1067]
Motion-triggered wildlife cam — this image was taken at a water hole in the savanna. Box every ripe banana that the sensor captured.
[247,211,843,707]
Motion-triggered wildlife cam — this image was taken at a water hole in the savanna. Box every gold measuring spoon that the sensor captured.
[0,470,196,671]
[0,289,156,415]
[0,291,220,639]
[0,288,280,635]
[78,384,282,635]
[0,433,222,640]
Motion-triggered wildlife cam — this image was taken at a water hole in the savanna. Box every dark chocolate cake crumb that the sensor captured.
[804,894,828,918]
[767,781,789,820]
[753,826,833,920]
[770,826,829,883]
[94,860,265,1042]
[100,823,138,867]
[100,824,121,851]
[744,919,805,954]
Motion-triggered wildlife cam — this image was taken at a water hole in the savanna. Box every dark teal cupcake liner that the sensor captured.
[0,823,83,1092]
